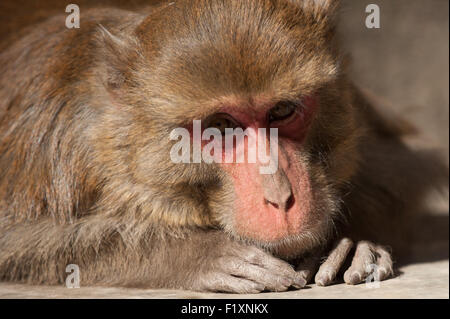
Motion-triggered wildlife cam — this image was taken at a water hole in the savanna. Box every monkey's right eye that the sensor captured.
[268,101,298,123]
[204,114,238,135]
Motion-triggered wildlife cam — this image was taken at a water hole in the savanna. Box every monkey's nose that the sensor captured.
[261,168,294,212]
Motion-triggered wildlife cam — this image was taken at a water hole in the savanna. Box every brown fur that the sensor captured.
[0,0,446,290]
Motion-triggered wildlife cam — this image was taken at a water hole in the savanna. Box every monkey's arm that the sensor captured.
[0,218,305,292]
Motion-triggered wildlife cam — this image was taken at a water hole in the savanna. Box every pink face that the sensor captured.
[197,95,318,242]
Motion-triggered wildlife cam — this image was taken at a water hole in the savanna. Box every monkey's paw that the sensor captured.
[194,244,307,293]
[296,238,394,287]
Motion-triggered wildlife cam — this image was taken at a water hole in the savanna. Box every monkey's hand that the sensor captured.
[193,240,307,293]
[296,238,394,287]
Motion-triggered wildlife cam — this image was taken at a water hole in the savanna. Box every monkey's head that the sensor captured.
[94,0,362,258]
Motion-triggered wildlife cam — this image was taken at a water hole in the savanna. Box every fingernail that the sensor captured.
[377,268,386,279]
[316,274,328,286]
[293,275,307,288]
[350,272,361,284]
[256,283,265,291]
[316,278,326,286]
[281,277,291,286]
[327,272,334,283]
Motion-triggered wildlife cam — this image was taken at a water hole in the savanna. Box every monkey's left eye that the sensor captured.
[204,114,238,135]
[268,101,297,123]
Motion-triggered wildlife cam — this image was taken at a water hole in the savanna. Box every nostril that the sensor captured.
[264,194,294,212]
[265,199,279,209]
[285,194,294,211]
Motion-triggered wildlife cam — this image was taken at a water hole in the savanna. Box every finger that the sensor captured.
[375,245,394,281]
[202,273,265,294]
[222,258,292,291]
[296,254,321,284]
[344,241,377,285]
[245,247,306,288]
[315,238,353,286]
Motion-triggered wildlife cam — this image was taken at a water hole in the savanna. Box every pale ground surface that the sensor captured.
[0,0,448,299]
[0,260,448,299]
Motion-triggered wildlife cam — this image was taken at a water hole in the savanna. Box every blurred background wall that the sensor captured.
[339,0,449,161]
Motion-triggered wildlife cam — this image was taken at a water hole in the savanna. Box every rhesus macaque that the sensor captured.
[0,0,446,292]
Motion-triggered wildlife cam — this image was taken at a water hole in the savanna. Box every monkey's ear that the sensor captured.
[95,24,141,90]
[290,0,340,25]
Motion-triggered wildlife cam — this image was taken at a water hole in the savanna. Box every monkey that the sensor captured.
[0,0,447,293]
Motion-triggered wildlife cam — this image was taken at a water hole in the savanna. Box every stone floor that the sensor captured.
[0,260,447,299]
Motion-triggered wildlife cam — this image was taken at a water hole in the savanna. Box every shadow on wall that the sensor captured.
[402,213,449,266]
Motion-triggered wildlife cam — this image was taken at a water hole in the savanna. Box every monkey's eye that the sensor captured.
[268,101,297,123]
[204,114,238,135]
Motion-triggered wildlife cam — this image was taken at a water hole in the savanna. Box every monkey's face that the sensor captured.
[101,0,362,258]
